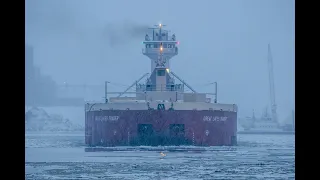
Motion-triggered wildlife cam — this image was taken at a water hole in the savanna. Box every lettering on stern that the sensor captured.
[202,116,228,122]
[95,116,120,122]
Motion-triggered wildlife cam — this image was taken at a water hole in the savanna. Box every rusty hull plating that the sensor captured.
[85,109,237,146]
[85,24,238,146]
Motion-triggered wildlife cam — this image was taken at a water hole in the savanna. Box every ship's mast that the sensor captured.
[268,44,278,123]
[157,24,165,67]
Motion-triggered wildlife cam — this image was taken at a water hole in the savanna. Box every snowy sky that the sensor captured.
[25,0,295,119]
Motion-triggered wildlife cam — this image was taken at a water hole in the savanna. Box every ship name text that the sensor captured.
[95,116,119,122]
[203,116,228,122]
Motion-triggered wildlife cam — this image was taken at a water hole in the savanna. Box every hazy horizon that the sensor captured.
[25,0,295,120]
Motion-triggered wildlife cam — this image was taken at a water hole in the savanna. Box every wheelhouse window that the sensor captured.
[157,69,165,76]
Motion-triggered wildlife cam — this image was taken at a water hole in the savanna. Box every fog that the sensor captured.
[25,0,295,120]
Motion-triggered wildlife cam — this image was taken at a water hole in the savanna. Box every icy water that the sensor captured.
[25,132,295,180]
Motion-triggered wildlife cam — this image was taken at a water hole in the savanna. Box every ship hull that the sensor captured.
[85,110,237,146]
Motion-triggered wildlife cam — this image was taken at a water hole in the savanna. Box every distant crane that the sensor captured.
[268,44,278,123]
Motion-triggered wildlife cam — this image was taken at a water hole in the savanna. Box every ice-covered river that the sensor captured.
[25,132,295,180]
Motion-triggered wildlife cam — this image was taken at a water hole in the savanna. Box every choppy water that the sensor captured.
[25,132,295,180]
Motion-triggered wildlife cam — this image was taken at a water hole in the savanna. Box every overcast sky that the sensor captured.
[25,0,295,120]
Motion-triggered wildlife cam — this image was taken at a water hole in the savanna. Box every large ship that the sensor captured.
[85,24,238,146]
[238,108,294,134]
[238,44,294,135]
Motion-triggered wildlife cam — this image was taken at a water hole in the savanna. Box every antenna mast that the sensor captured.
[268,44,278,123]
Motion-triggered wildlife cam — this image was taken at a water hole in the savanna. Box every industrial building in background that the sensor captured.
[25,44,84,107]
